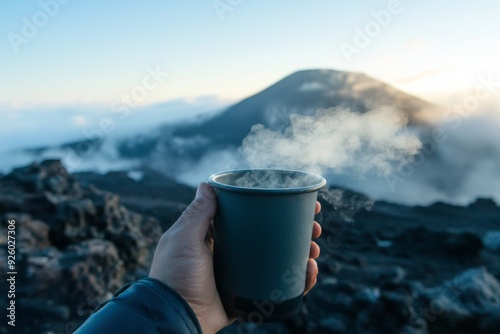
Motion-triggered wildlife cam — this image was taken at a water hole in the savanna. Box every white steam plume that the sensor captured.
[240,106,422,221]
[241,106,422,177]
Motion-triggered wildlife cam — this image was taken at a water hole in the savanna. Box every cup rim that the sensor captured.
[208,168,327,194]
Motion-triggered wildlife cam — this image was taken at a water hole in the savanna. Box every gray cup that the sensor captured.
[208,169,326,322]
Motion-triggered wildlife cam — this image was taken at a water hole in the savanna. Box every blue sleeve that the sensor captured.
[75,277,202,334]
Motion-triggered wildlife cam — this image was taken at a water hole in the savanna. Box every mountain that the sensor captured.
[117,69,435,161]
[175,69,433,144]
[18,69,476,205]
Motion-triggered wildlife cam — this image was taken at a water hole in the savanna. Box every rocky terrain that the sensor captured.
[1,160,499,333]
[0,160,163,333]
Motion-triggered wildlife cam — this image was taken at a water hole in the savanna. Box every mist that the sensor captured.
[2,99,499,208]
[174,107,500,207]
[0,98,227,174]
[241,106,422,177]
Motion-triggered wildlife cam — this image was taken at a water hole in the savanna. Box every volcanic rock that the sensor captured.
[484,231,500,252]
[0,160,164,333]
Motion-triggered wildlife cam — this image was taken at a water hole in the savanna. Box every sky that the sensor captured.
[1,0,500,110]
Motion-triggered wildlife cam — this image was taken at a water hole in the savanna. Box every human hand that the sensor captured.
[305,200,322,295]
[149,182,322,334]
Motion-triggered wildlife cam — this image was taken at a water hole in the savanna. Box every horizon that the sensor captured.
[2,0,500,110]
[0,67,446,110]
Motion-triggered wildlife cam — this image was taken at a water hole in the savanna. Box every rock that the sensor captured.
[17,298,71,334]
[394,227,483,259]
[480,309,500,333]
[379,291,413,323]
[317,315,348,333]
[220,321,292,334]
[447,267,500,310]
[8,159,80,196]
[318,187,374,223]
[10,161,166,270]
[19,298,70,320]
[22,247,63,294]
[376,239,393,248]
[4,213,50,252]
[54,198,97,243]
[442,232,483,258]
[376,266,406,285]
[416,267,500,333]
[352,287,380,308]
[59,239,124,309]
[484,231,500,252]
[398,324,429,334]
[75,169,196,229]
[20,239,124,317]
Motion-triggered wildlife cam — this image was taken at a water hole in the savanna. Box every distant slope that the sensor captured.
[118,69,435,159]
[175,69,432,143]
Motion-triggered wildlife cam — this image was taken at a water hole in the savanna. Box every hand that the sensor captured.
[149,182,322,334]
[306,200,322,295]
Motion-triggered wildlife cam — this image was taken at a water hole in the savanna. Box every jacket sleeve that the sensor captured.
[75,277,202,334]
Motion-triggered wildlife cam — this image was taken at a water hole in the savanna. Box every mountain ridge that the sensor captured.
[116,68,436,166]
[170,69,434,147]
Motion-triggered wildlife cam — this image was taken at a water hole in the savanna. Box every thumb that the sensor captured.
[177,182,217,243]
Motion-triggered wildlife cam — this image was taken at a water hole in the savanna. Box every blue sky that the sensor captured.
[1,0,500,108]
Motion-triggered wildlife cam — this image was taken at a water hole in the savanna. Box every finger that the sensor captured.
[315,201,321,214]
[304,258,318,295]
[312,221,322,239]
[176,182,217,243]
[309,241,320,259]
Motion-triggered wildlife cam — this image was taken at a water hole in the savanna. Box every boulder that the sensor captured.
[415,267,500,333]
[7,159,80,196]
[484,231,500,252]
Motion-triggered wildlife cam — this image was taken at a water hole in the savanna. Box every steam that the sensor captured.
[241,107,422,176]
[241,107,421,176]
[233,170,320,189]
[319,188,375,223]
[240,106,422,220]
